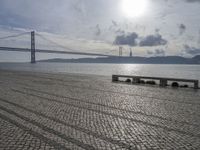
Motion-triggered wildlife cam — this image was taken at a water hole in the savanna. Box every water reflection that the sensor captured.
[0,63,200,81]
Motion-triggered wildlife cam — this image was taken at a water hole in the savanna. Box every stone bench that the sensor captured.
[112,75,199,89]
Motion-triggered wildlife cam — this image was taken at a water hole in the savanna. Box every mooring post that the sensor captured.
[31,31,36,63]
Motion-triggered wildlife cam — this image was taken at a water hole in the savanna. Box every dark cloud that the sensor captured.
[178,24,186,35]
[147,49,165,56]
[139,34,167,47]
[114,32,138,46]
[184,45,200,55]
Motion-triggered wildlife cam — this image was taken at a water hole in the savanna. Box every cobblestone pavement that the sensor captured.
[0,70,200,150]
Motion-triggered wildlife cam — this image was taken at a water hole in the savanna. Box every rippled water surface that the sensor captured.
[0,62,200,80]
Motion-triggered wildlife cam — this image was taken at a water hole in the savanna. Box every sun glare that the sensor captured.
[121,0,148,18]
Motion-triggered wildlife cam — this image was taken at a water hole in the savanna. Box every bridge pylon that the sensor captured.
[31,31,36,63]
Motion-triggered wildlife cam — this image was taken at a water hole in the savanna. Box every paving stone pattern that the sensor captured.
[0,70,200,150]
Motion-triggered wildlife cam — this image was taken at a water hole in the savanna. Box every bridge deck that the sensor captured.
[0,46,114,57]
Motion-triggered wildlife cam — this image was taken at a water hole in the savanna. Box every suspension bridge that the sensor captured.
[0,31,116,63]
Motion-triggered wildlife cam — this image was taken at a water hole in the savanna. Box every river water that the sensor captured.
[0,62,200,81]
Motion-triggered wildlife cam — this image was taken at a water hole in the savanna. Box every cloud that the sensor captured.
[115,28,125,34]
[155,28,160,34]
[135,24,146,32]
[114,32,168,47]
[0,0,118,38]
[185,0,200,3]
[95,24,101,36]
[112,20,118,27]
[198,29,200,44]
[184,45,200,55]
[139,34,167,47]
[108,20,119,33]
[178,24,186,35]
[72,0,87,15]
[147,49,165,56]
[113,32,138,46]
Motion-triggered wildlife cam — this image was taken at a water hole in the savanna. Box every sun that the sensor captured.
[121,0,148,18]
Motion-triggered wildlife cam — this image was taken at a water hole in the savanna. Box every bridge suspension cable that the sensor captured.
[36,33,80,52]
[36,32,117,55]
[0,31,116,62]
[0,32,30,40]
[0,31,116,55]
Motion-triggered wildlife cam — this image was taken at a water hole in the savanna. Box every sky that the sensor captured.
[0,0,200,62]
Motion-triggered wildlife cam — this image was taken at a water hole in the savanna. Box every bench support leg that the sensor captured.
[112,75,119,82]
[160,79,167,87]
[132,78,140,83]
[194,81,199,89]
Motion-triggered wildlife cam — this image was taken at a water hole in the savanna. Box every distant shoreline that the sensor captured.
[39,55,200,64]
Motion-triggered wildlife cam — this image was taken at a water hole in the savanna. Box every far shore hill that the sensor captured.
[39,55,200,64]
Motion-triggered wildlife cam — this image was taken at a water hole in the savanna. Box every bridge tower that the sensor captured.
[31,31,36,63]
[119,46,122,56]
[129,48,132,57]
